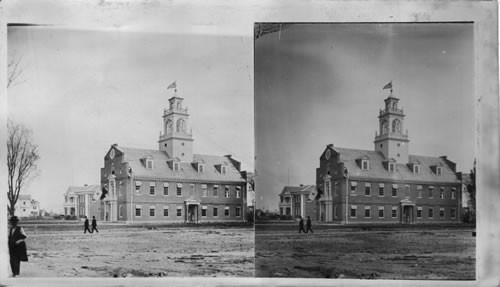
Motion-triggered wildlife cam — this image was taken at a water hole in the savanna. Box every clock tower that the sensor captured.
[158,92,194,162]
[373,90,410,164]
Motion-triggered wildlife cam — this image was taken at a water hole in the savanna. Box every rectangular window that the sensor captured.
[225,186,230,198]
[224,206,230,217]
[236,187,241,198]
[392,206,397,218]
[150,206,155,217]
[221,166,227,174]
[176,206,182,217]
[417,186,422,198]
[378,183,384,196]
[350,182,357,195]
[350,205,357,218]
[405,185,410,197]
[147,159,153,169]
[334,182,339,196]
[414,165,420,174]
[440,187,445,199]
[392,184,398,197]
[428,207,434,218]
[213,207,218,217]
[365,183,371,196]
[190,184,195,197]
[364,206,371,218]
[135,205,142,217]
[236,206,241,217]
[213,185,219,197]
[440,208,445,219]
[202,184,208,197]
[173,162,180,171]
[389,163,395,172]
[163,183,169,196]
[202,206,207,217]
[451,208,456,219]
[428,186,434,198]
[198,164,204,173]
[436,167,442,175]
[362,160,369,170]
[163,206,169,217]
[119,205,123,218]
[149,182,156,195]
[417,207,423,218]
[378,206,384,218]
[176,183,182,196]
[451,188,456,199]
[135,181,142,193]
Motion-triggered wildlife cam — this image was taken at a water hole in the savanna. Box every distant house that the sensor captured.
[15,194,40,218]
[278,185,316,219]
[63,184,101,219]
[100,92,247,223]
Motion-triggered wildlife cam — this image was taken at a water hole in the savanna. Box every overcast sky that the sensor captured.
[255,23,474,211]
[8,27,253,213]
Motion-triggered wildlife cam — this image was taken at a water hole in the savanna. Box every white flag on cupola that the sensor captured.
[167,81,177,90]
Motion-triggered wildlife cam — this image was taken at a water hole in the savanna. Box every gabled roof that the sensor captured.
[332,147,460,183]
[18,194,32,201]
[280,185,316,196]
[65,185,101,196]
[117,146,245,183]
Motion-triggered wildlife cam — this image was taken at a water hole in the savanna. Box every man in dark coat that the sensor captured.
[8,216,28,277]
[84,216,92,234]
[91,216,99,233]
[306,216,314,233]
[298,217,307,233]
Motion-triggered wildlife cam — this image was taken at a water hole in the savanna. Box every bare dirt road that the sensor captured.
[255,223,475,280]
[16,224,254,278]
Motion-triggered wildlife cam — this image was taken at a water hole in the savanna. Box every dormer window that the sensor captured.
[198,164,204,173]
[413,165,420,174]
[388,163,395,172]
[173,162,180,171]
[361,160,369,170]
[221,166,227,174]
[146,159,154,169]
[436,166,442,176]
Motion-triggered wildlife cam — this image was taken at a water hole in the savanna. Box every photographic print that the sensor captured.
[6,22,255,278]
[254,23,475,280]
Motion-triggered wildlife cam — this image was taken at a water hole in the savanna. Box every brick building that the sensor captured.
[63,185,101,219]
[316,91,462,224]
[278,185,316,219]
[100,91,247,223]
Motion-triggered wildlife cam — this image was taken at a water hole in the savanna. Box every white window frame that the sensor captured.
[198,164,204,173]
[173,162,180,171]
[414,165,420,174]
[405,185,410,197]
[236,206,241,217]
[417,185,422,198]
[451,208,456,219]
[436,166,442,175]
[163,206,169,217]
[176,206,182,217]
[149,182,156,196]
[225,186,230,198]
[146,159,154,169]
[378,183,384,197]
[365,182,371,196]
[439,207,445,219]
[236,186,241,198]
[202,206,208,217]
[440,187,445,199]
[135,181,142,193]
[451,188,456,199]
[362,160,369,170]
[213,185,219,197]
[163,183,169,196]
[350,182,357,196]
[392,184,398,197]
[350,205,357,218]
[213,207,218,217]
[221,166,227,174]
[378,206,384,218]
[334,181,339,196]
[224,206,230,217]
[176,183,183,196]
[428,207,434,219]
[388,162,395,172]
[428,186,434,198]
[202,184,208,197]
[391,206,398,218]
[135,205,142,217]
[149,206,156,217]
[417,206,423,218]
[364,206,371,218]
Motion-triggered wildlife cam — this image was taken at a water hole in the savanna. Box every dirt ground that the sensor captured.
[255,224,475,280]
[16,224,254,278]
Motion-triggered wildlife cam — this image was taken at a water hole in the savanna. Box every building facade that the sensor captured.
[316,92,462,224]
[278,185,316,219]
[63,185,102,219]
[100,92,247,223]
[15,194,40,218]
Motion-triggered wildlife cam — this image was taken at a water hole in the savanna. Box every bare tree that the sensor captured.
[7,120,40,216]
[7,55,24,89]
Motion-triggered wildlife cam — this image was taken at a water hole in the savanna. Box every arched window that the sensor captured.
[176,118,186,132]
[392,119,401,133]
[382,120,389,134]
[392,102,397,110]
[166,120,173,134]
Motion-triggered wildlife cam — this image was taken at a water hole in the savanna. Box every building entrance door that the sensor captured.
[187,204,198,223]
[402,205,414,223]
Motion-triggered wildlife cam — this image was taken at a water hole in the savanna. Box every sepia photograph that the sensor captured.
[254,23,476,280]
[6,22,255,278]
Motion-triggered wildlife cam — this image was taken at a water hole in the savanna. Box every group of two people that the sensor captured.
[84,216,99,234]
[299,216,314,233]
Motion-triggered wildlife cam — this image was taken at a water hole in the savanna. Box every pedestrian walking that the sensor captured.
[84,216,92,234]
[306,216,314,233]
[91,216,99,233]
[8,216,28,277]
[298,217,307,233]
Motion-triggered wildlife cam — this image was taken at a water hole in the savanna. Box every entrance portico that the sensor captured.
[185,197,200,223]
[400,198,415,224]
